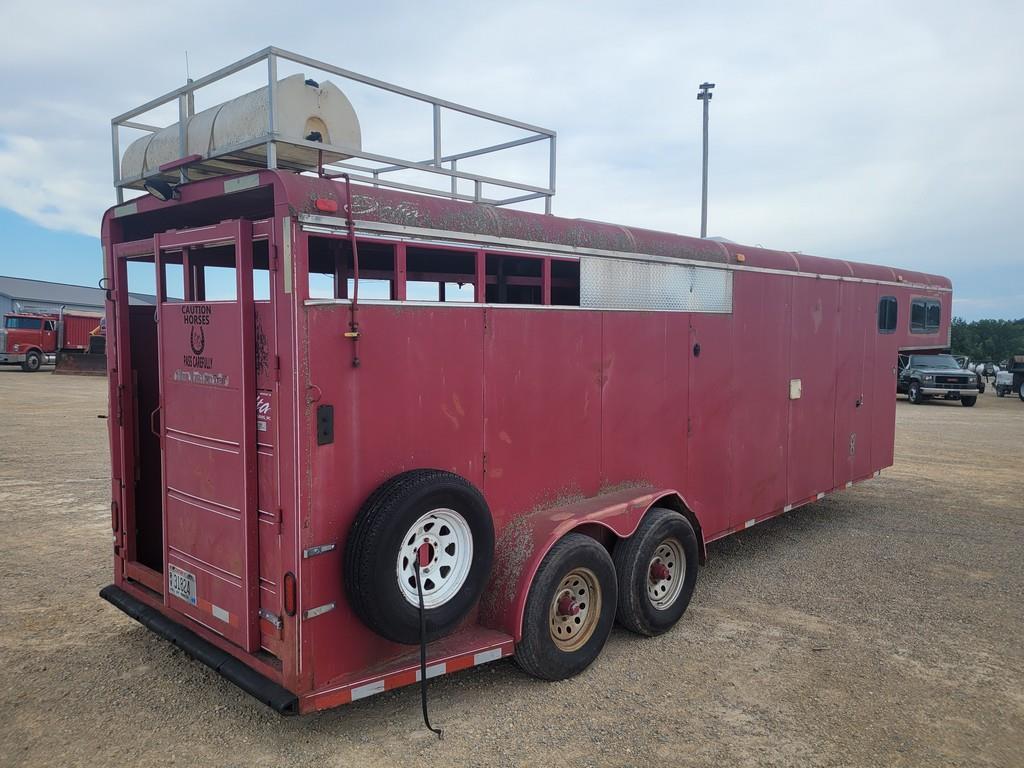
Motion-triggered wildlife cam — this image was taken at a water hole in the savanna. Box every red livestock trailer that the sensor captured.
[99,49,952,716]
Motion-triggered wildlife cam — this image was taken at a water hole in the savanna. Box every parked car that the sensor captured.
[897,353,980,406]
[994,370,1015,397]
[995,355,1024,400]
[955,357,987,394]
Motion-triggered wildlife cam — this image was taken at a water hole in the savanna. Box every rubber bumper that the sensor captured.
[100,585,298,715]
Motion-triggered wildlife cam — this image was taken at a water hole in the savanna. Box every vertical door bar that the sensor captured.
[475,250,486,303]
[542,258,552,305]
[235,220,261,651]
[113,256,136,565]
[182,247,193,301]
[394,243,407,301]
[153,235,171,604]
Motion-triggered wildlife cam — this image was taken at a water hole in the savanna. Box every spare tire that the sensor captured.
[344,469,494,644]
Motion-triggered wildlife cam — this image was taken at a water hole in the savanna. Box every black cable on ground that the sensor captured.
[414,556,443,739]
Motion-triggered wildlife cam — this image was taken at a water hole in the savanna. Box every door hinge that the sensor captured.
[116,384,124,426]
[274,355,281,382]
[482,451,488,477]
[258,608,283,630]
[303,542,336,558]
[687,416,693,437]
[303,602,335,620]
[270,243,279,272]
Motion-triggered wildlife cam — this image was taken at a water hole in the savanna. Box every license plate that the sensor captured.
[168,564,198,606]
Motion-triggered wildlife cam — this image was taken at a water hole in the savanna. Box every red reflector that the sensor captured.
[314,198,339,213]
[283,571,297,616]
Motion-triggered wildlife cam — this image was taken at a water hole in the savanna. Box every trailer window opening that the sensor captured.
[125,257,157,298]
[202,266,238,301]
[162,242,245,302]
[910,298,940,334]
[161,259,185,302]
[487,253,542,304]
[306,235,582,306]
[877,296,898,333]
[551,259,582,306]
[406,246,476,303]
[252,240,271,301]
[308,236,396,300]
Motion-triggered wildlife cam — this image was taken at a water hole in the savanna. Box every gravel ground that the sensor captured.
[1,367,1021,768]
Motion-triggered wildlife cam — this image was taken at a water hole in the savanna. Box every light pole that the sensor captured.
[696,82,715,238]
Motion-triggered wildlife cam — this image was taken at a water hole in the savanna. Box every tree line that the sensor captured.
[951,317,1024,364]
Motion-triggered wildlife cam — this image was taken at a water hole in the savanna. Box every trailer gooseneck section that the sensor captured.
[99,49,954,716]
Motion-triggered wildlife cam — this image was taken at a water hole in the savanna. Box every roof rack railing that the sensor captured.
[111,46,557,212]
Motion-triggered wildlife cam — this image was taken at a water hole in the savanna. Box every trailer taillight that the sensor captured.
[314,198,339,213]
[283,572,297,617]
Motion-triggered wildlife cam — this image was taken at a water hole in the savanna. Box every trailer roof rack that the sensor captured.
[111,46,557,212]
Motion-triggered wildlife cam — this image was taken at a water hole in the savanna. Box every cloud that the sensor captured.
[0,0,1021,317]
[953,295,1024,315]
[0,135,106,236]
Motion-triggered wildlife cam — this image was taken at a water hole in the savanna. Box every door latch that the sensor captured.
[258,608,283,630]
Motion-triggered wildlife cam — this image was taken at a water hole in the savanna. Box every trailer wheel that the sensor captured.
[907,381,923,404]
[514,533,616,681]
[612,508,699,636]
[21,351,41,372]
[1019,382,1024,401]
[960,396,977,407]
[344,469,494,645]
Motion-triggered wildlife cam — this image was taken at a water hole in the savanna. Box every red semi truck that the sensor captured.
[99,49,954,716]
[0,311,102,371]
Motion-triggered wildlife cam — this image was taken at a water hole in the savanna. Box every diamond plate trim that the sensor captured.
[580,257,732,312]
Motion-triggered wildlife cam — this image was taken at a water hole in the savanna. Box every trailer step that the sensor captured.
[99,584,298,715]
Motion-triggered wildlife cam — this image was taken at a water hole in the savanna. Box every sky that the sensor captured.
[0,0,1021,320]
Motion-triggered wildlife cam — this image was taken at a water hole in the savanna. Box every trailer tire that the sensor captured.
[344,469,494,645]
[514,533,616,681]
[907,381,923,404]
[1019,382,1024,401]
[21,350,41,372]
[960,396,977,407]
[613,508,699,636]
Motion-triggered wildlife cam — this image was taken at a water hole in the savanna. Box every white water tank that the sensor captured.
[121,73,361,181]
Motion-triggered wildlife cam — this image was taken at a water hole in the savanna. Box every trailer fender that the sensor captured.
[479,486,705,641]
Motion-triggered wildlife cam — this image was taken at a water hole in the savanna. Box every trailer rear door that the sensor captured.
[154,221,261,652]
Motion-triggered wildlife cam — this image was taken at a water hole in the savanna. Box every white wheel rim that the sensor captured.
[396,508,473,609]
[647,537,685,610]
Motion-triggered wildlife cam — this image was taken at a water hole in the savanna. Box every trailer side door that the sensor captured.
[154,221,261,652]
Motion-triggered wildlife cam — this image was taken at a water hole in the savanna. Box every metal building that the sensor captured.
[0,275,156,316]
